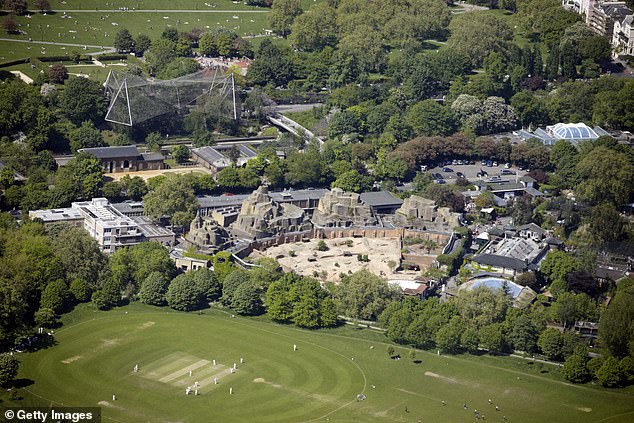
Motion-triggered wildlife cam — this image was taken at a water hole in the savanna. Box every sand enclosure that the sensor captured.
[253,237,403,282]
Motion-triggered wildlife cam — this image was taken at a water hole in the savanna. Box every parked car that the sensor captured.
[434,173,443,179]
[487,160,493,167]
[457,172,464,178]
[481,159,487,165]
[504,162,511,169]
[501,169,515,175]
[442,167,453,172]
[435,179,446,184]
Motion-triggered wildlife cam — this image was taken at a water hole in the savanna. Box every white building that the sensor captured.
[30,198,175,254]
[613,14,634,56]
[72,198,144,254]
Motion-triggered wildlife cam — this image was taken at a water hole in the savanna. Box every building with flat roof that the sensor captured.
[72,198,144,253]
[78,145,164,173]
[30,198,175,254]
[29,207,84,228]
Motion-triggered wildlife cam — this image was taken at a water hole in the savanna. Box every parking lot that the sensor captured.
[425,160,529,184]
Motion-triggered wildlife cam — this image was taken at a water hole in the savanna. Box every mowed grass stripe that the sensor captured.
[172,364,226,387]
[158,359,210,383]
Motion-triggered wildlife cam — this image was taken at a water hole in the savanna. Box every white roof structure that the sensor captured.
[546,123,600,141]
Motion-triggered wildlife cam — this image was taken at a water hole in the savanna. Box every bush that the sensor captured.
[34,308,56,328]
[596,356,623,387]
[317,240,329,251]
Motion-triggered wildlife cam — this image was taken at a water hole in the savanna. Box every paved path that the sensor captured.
[0,37,114,52]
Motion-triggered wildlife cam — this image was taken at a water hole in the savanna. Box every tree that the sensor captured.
[221,269,250,307]
[232,281,264,316]
[269,0,303,37]
[248,41,295,87]
[479,323,505,353]
[139,272,170,306]
[540,250,580,292]
[333,269,402,321]
[69,278,90,302]
[51,226,107,288]
[2,15,18,33]
[538,328,563,361]
[114,28,135,53]
[596,356,623,387]
[405,100,455,137]
[134,34,152,56]
[53,152,104,204]
[289,3,337,51]
[33,0,50,12]
[386,345,395,357]
[576,147,634,207]
[91,279,121,310]
[60,77,106,125]
[70,121,104,153]
[509,314,538,353]
[190,268,222,303]
[143,174,199,227]
[588,202,627,243]
[34,307,56,327]
[4,0,27,15]
[40,279,70,314]
[171,145,190,163]
[435,316,465,353]
[145,39,177,76]
[562,352,590,383]
[158,57,200,79]
[447,12,513,67]
[331,170,372,193]
[166,274,203,311]
[0,353,19,386]
[456,286,509,328]
[599,283,634,358]
[593,81,634,131]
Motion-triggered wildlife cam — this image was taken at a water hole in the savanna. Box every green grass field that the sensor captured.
[5,303,634,423]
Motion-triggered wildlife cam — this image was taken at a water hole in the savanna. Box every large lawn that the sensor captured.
[5,303,634,423]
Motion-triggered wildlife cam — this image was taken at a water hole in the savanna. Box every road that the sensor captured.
[274,103,323,114]
[0,37,115,53]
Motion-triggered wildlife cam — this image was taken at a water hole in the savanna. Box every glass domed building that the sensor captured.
[516,122,609,146]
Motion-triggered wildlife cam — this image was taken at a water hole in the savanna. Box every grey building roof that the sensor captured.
[524,187,545,197]
[112,201,145,215]
[269,188,329,203]
[79,145,139,159]
[518,222,546,235]
[359,191,404,208]
[197,194,249,209]
[192,146,225,163]
[141,152,165,161]
[472,254,528,271]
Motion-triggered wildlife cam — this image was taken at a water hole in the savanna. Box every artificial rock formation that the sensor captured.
[312,188,377,228]
[230,185,311,239]
[184,212,231,253]
[393,195,460,229]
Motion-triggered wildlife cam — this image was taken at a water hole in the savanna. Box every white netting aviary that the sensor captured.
[104,68,238,126]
